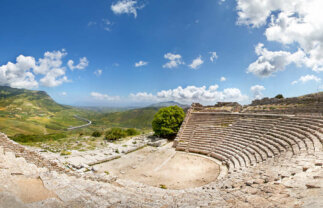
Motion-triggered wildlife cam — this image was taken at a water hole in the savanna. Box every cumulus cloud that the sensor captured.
[91,92,120,101]
[162,53,184,69]
[291,74,321,85]
[61,92,67,96]
[250,85,265,100]
[94,69,102,76]
[247,43,305,77]
[220,77,226,82]
[0,55,38,89]
[130,84,248,104]
[40,68,69,87]
[34,50,67,75]
[209,52,218,62]
[189,56,204,70]
[111,0,144,18]
[129,92,156,102]
[135,60,148,67]
[0,49,87,88]
[34,50,71,87]
[237,0,323,74]
[67,57,89,70]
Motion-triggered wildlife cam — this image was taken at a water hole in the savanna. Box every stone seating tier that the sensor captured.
[175,112,323,171]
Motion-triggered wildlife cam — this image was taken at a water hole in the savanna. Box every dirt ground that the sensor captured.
[1,176,58,203]
[94,142,220,189]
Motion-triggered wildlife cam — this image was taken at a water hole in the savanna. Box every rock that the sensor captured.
[91,166,98,172]
[245,182,253,186]
[306,184,320,189]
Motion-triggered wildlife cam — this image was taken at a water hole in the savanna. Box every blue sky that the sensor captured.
[0,0,322,106]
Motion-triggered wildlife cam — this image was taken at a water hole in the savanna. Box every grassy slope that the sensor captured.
[90,107,159,130]
[0,86,159,137]
[0,86,93,136]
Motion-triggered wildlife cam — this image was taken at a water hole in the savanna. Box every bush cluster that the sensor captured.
[92,131,102,137]
[12,133,67,143]
[104,128,140,141]
[275,94,284,99]
[152,106,185,139]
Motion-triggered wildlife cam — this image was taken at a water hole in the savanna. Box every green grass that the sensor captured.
[0,86,161,152]
[12,133,67,143]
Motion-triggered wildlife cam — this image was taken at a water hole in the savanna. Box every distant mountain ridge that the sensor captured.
[148,101,189,108]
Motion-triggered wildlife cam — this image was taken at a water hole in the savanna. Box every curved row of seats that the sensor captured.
[175,113,323,172]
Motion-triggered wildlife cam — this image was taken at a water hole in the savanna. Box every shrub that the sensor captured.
[92,131,102,137]
[60,150,71,156]
[152,106,185,139]
[125,128,140,136]
[275,94,284,99]
[12,133,67,143]
[104,128,140,141]
[159,184,167,189]
[105,128,127,141]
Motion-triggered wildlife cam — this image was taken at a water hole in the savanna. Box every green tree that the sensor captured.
[152,106,185,139]
[275,94,284,99]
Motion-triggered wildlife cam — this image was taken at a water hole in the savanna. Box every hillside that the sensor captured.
[148,101,189,108]
[91,107,160,129]
[243,91,323,115]
[0,86,166,136]
[0,86,91,136]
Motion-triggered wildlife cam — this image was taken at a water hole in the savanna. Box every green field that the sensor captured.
[0,86,176,152]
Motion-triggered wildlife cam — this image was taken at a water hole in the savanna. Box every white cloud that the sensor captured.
[0,49,88,89]
[88,21,97,26]
[209,52,218,62]
[91,92,120,101]
[40,68,69,87]
[111,0,144,18]
[189,56,204,70]
[130,83,248,104]
[291,74,321,85]
[0,55,38,89]
[129,92,155,102]
[220,77,226,82]
[247,43,305,77]
[135,60,148,67]
[102,19,113,31]
[61,92,67,96]
[34,50,67,75]
[94,69,102,76]
[34,50,70,87]
[162,53,184,69]
[67,57,89,70]
[250,85,265,100]
[237,0,323,73]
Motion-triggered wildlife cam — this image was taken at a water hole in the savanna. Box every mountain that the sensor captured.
[0,86,90,136]
[92,107,160,130]
[148,101,189,108]
[0,86,160,136]
[0,86,68,114]
[0,86,188,136]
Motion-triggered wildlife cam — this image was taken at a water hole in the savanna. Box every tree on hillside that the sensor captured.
[152,106,185,139]
[275,94,284,99]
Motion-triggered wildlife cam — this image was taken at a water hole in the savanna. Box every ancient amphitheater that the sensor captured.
[1,93,323,207]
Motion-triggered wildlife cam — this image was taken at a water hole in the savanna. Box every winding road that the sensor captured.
[67,115,92,130]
